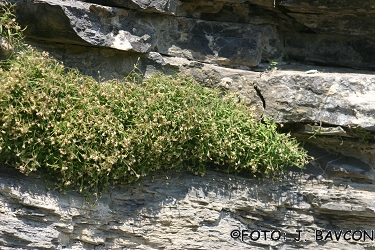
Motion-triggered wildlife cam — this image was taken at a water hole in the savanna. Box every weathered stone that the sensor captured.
[83,0,276,18]
[15,1,88,45]
[276,0,375,68]
[12,0,375,69]
[279,0,375,11]
[23,40,375,169]
[15,0,281,67]
[284,33,375,69]
[1,164,375,249]
[287,13,375,36]
[304,143,375,182]
[279,0,375,35]
[257,66,375,131]
[296,134,375,172]
[296,124,350,137]
[3,1,375,248]
[27,40,149,80]
[83,0,181,14]
[163,56,265,114]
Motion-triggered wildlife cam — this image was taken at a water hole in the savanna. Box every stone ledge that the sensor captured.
[1,163,375,249]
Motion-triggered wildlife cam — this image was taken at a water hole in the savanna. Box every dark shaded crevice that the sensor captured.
[81,0,144,12]
[254,85,266,109]
[275,2,317,34]
[278,122,375,143]
[25,38,98,50]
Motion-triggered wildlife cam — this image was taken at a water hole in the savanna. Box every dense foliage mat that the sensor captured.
[0,48,307,194]
[0,2,307,195]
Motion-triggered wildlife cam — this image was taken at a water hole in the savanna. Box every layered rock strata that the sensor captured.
[1,1,375,248]
[1,162,375,250]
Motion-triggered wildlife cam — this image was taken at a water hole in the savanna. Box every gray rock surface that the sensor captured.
[295,134,375,176]
[1,162,375,250]
[257,66,375,131]
[13,0,375,69]
[15,0,280,67]
[11,0,375,131]
[2,1,375,248]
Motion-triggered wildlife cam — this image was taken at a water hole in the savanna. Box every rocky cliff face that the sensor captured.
[1,161,375,250]
[11,0,375,125]
[13,0,375,71]
[1,0,375,249]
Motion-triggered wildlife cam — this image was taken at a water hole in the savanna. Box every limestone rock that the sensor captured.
[15,0,281,67]
[1,164,375,249]
[279,0,375,35]
[83,0,181,14]
[257,66,375,131]
[284,33,375,69]
[304,143,375,183]
[296,135,375,174]
[2,2,375,248]
[278,0,375,69]
[12,0,375,69]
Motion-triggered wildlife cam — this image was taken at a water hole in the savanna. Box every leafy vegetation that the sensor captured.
[347,125,375,144]
[0,2,308,195]
[0,1,25,55]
